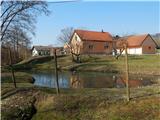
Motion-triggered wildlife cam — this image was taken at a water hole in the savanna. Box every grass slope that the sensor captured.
[14,54,160,75]
[32,85,160,120]
[1,83,160,120]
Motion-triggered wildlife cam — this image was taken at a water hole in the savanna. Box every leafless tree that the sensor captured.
[3,26,32,62]
[115,39,127,59]
[1,0,50,63]
[71,44,81,62]
[58,27,84,62]
[1,0,50,42]
[58,27,74,44]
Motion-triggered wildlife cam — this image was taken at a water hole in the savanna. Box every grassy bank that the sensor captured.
[33,94,160,120]
[1,74,36,120]
[1,72,34,83]
[12,54,160,75]
[1,82,160,120]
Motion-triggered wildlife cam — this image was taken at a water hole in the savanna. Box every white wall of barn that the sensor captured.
[116,47,142,55]
[128,47,142,54]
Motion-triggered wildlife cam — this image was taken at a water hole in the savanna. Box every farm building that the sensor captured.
[69,29,113,55]
[116,34,157,55]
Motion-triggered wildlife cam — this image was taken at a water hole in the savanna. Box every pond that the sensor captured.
[32,71,160,88]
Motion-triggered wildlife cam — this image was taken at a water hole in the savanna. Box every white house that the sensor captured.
[31,46,52,56]
[31,46,64,56]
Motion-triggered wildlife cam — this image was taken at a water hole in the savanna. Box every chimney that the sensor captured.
[101,29,104,33]
[115,35,120,40]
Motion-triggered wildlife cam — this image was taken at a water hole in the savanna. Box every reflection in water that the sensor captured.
[70,73,82,88]
[33,71,159,88]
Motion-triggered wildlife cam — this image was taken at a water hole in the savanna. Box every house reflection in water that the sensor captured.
[69,72,154,88]
[70,73,83,88]
[70,72,117,88]
[116,75,154,88]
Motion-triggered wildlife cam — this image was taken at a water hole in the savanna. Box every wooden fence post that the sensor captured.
[54,49,60,94]
[8,47,17,88]
[124,44,130,101]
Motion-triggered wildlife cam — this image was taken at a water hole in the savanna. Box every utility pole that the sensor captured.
[8,47,17,88]
[54,49,60,94]
[124,44,130,101]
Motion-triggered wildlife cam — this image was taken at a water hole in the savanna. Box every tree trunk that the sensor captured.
[16,39,19,60]
[8,47,16,88]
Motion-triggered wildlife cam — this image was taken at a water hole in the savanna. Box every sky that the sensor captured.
[32,0,159,46]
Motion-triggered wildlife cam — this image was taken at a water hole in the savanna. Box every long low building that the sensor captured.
[31,46,64,56]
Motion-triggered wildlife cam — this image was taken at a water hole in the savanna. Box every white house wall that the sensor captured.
[32,48,39,56]
[71,33,82,44]
[71,33,83,54]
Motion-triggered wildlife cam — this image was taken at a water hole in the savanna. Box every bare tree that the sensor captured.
[3,26,32,62]
[58,27,74,44]
[64,40,82,63]
[1,0,50,42]
[58,27,84,62]
[1,0,50,63]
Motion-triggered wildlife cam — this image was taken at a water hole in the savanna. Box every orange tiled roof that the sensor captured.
[127,34,149,47]
[74,29,113,42]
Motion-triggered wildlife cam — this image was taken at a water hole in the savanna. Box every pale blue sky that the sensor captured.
[33,0,159,46]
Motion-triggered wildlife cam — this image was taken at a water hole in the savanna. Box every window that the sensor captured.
[89,45,93,49]
[148,46,151,50]
[104,43,109,49]
[75,36,77,41]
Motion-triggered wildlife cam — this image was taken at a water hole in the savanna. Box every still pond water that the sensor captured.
[32,71,160,88]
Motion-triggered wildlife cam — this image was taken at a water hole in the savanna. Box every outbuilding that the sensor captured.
[116,34,157,55]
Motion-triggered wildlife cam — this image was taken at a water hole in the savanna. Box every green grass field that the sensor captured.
[14,54,160,75]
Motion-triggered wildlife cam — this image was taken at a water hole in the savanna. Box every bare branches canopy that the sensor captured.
[58,27,74,44]
[1,0,50,42]
[1,0,50,64]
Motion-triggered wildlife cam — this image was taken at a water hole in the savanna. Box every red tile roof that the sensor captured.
[127,34,149,47]
[74,29,113,42]
[115,34,154,48]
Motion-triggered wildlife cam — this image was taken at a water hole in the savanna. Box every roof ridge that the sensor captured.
[75,29,109,33]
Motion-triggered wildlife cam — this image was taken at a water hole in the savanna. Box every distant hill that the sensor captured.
[151,33,160,48]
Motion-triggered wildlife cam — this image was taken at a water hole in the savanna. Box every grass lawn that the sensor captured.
[14,54,160,75]
[1,72,34,83]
